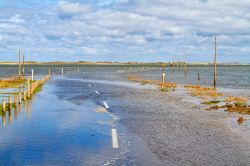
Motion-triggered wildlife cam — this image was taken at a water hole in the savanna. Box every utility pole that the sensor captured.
[18,50,21,79]
[214,36,217,89]
[184,49,187,77]
[22,50,25,77]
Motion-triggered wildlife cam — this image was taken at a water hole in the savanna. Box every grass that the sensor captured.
[0,78,26,88]
[33,84,43,94]
[206,103,250,115]
[0,103,16,114]
[128,75,177,92]
[202,100,222,105]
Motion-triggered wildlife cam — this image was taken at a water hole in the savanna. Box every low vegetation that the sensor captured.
[0,78,26,88]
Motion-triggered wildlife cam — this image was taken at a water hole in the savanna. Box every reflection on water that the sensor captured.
[1,100,31,126]
[2,112,6,126]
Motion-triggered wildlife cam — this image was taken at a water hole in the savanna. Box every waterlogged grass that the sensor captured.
[202,100,222,105]
[0,103,16,114]
[0,78,26,88]
[33,85,43,94]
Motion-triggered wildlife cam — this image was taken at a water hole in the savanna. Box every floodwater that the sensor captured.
[0,65,250,165]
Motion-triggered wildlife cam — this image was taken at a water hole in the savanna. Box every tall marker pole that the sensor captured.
[184,49,187,77]
[22,51,25,76]
[18,50,21,79]
[214,36,217,89]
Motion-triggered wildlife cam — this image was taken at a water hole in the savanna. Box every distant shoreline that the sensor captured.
[0,61,249,66]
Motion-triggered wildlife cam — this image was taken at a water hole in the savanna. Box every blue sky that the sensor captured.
[0,0,250,62]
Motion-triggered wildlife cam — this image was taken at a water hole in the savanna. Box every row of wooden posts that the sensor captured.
[1,74,50,112]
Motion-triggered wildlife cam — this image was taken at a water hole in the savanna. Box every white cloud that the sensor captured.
[9,14,25,24]
[0,0,250,62]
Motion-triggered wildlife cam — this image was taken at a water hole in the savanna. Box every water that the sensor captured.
[1,64,249,89]
[0,65,249,165]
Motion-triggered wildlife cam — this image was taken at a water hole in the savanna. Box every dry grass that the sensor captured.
[237,117,246,124]
[159,83,177,88]
[206,103,250,115]
[0,78,26,88]
[225,96,247,103]
[128,75,159,85]
[184,85,215,91]
[128,75,176,91]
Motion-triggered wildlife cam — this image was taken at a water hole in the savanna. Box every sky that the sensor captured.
[0,0,250,63]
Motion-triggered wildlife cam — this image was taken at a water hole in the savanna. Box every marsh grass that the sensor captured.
[0,78,26,88]
[202,100,222,105]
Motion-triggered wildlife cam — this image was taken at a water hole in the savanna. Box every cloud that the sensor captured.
[0,0,250,62]
[58,1,91,19]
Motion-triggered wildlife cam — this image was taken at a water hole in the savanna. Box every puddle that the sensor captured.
[0,78,131,165]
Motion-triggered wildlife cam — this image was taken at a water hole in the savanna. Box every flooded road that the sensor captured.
[0,69,250,165]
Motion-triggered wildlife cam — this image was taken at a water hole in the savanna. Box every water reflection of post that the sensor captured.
[23,100,27,111]
[14,105,18,120]
[8,109,12,124]
[27,100,31,119]
[18,102,22,113]
[2,112,6,126]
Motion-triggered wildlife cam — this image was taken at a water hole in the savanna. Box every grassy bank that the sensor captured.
[0,78,26,88]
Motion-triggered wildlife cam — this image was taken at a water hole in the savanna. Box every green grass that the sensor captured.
[234,102,247,107]
[202,100,221,105]
[0,103,16,114]
[33,84,43,94]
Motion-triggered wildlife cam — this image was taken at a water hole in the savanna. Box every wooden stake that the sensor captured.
[161,73,165,90]
[31,69,34,81]
[214,36,217,89]
[18,50,21,79]
[22,51,25,76]
[2,100,6,112]
[184,49,187,77]
[27,78,30,99]
[8,96,12,110]
[23,92,26,101]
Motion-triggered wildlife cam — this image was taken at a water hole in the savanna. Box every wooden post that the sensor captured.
[162,73,165,84]
[8,96,12,110]
[27,78,30,99]
[184,49,187,77]
[2,100,6,112]
[23,92,26,101]
[78,67,79,72]
[31,69,34,81]
[171,62,174,74]
[198,73,200,81]
[18,49,21,79]
[62,67,64,75]
[214,36,217,89]
[48,68,51,76]
[161,73,165,90]
[22,51,25,76]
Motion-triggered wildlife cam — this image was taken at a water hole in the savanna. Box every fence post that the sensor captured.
[31,69,34,81]
[161,73,165,90]
[2,100,6,112]
[8,96,12,110]
[27,78,30,99]
[23,92,26,101]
